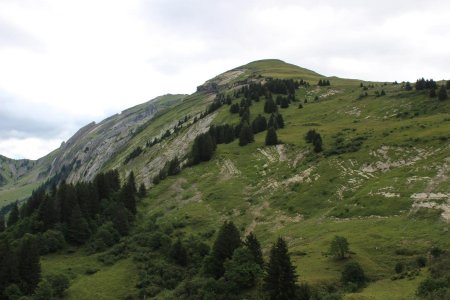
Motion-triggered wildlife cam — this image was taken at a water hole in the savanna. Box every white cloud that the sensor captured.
[0,0,449,159]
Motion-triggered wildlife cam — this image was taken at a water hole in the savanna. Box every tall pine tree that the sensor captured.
[17,234,41,294]
[7,202,20,227]
[204,221,241,279]
[265,127,278,146]
[438,85,448,101]
[244,232,264,267]
[239,122,254,146]
[264,237,298,300]
[66,203,91,245]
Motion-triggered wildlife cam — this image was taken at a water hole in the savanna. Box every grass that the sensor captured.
[25,59,450,298]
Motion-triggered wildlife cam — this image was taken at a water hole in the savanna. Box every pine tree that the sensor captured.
[121,172,137,215]
[170,239,188,266]
[7,202,20,227]
[168,157,181,175]
[138,183,146,197]
[438,85,448,101]
[244,232,264,267]
[268,114,278,130]
[264,237,298,300]
[313,134,323,153]
[265,127,278,146]
[239,122,254,146]
[17,234,41,294]
[276,113,285,129]
[0,215,5,232]
[429,88,436,98]
[446,80,450,90]
[0,239,19,293]
[37,194,57,230]
[264,98,277,113]
[204,221,241,279]
[66,203,91,245]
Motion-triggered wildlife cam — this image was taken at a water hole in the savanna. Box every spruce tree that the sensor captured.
[239,122,254,146]
[170,239,188,266]
[138,183,146,197]
[37,194,57,230]
[121,172,137,215]
[264,237,298,300]
[204,221,241,279]
[264,98,277,113]
[17,234,41,294]
[0,215,5,232]
[7,202,20,227]
[276,113,285,129]
[168,157,181,176]
[429,88,436,98]
[438,85,448,101]
[313,134,323,153]
[244,232,264,267]
[66,203,91,245]
[268,114,278,130]
[265,127,278,146]
[446,80,450,90]
[0,239,19,293]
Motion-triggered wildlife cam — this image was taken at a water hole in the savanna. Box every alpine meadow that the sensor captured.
[1,58,450,300]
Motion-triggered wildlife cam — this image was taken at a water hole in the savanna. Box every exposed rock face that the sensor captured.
[50,101,159,183]
[196,82,219,93]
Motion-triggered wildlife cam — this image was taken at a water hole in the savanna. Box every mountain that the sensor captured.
[0,94,187,208]
[1,59,449,299]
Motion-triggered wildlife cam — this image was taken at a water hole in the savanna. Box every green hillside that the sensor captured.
[1,59,449,299]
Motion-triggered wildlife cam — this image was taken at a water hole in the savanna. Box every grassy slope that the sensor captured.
[41,59,450,298]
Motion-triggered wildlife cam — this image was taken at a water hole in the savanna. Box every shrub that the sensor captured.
[341,262,366,289]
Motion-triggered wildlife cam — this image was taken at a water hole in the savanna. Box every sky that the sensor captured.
[1,0,449,159]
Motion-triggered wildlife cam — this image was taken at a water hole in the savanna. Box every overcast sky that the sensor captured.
[1,0,449,159]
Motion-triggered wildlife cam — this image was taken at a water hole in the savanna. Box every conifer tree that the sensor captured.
[429,88,436,98]
[204,221,241,279]
[313,134,323,153]
[264,98,277,113]
[244,232,264,267]
[17,234,41,294]
[170,239,188,266]
[138,183,146,197]
[264,237,298,300]
[276,113,285,129]
[268,114,278,130]
[168,157,181,176]
[239,122,254,146]
[7,202,20,227]
[438,85,448,101]
[37,194,57,230]
[0,215,5,232]
[265,127,278,146]
[111,202,130,236]
[446,80,450,90]
[122,172,137,215]
[66,203,91,245]
[0,239,19,293]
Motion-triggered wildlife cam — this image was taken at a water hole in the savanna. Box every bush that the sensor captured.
[39,229,65,254]
[395,262,404,274]
[329,236,350,260]
[341,262,366,288]
[416,256,427,267]
[45,273,70,297]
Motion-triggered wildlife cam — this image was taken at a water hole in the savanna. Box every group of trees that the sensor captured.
[318,79,331,86]
[0,170,141,296]
[202,221,299,299]
[414,78,449,101]
[305,129,323,153]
